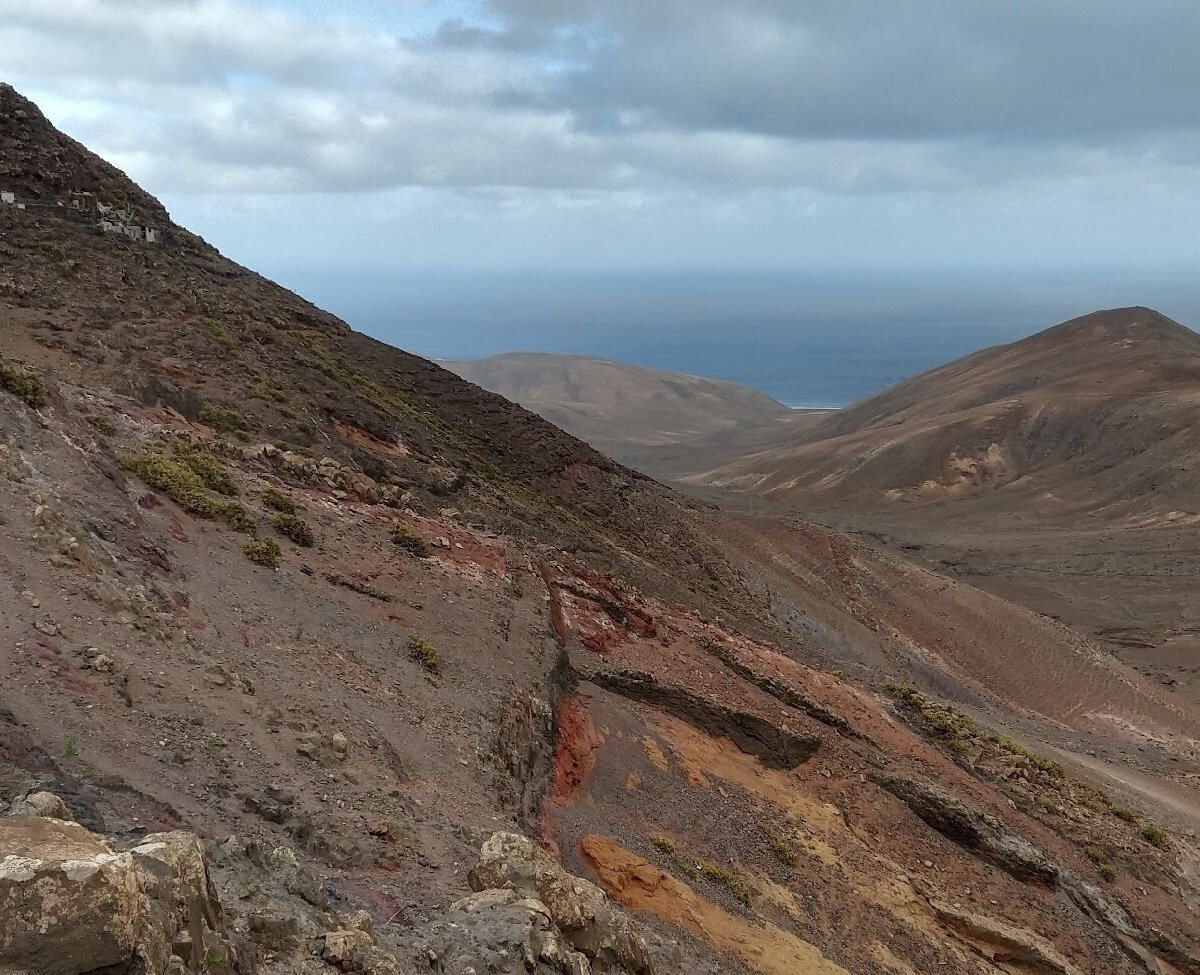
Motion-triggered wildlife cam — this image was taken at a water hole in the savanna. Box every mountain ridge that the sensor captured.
[447,352,792,469]
[2,83,1200,975]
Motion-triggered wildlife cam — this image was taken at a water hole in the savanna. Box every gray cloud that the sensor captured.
[1,0,1199,202]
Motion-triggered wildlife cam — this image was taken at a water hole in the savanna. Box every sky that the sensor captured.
[4,0,1200,381]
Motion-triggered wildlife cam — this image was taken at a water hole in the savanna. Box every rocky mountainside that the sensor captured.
[447,353,792,473]
[687,306,1200,523]
[3,83,1200,975]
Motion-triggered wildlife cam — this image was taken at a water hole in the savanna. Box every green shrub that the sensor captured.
[85,414,116,436]
[885,684,978,752]
[391,523,431,557]
[244,538,281,567]
[261,488,297,514]
[201,319,237,351]
[1098,863,1118,882]
[273,513,314,547]
[407,634,440,673]
[62,734,80,759]
[760,823,798,866]
[986,735,1064,778]
[650,836,752,906]
[1139,823,1168,848]
[172,440,238,495]
[0,361,48,408]
[121,452,255,533]
[199,403,254,434]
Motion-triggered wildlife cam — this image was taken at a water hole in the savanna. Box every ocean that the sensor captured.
[289,268,1200,409]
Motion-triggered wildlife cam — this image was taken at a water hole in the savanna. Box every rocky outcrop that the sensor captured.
[874,774,1060,885]
[413,889,598,974]
[0,816,238,974]
[930,899,1085,975]
[582,669,820,770]
[465,832,655,974]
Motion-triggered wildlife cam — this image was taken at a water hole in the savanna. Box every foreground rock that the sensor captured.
[418,831,655,974]
[0,816,237,974]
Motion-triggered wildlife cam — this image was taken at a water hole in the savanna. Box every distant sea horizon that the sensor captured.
[284,267,1200,411]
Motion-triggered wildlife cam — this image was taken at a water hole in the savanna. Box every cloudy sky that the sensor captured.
[4,0,1200,376]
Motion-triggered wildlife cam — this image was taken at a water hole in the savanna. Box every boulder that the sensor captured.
[9,790,73,821]
[411,888,591,975]
[930,899,1085,975]
[468,832,654,974]
[0,815,236,974]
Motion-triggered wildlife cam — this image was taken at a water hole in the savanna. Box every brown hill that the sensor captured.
[689,307,1200,523]
[3,83,1200,975]
[447,352,792,470]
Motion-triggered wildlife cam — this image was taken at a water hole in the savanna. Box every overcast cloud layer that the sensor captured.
[3,0,1200,279]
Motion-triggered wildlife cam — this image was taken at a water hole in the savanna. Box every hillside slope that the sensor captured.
[3,83,1200,975]
[448,352,793,471]
[689,307,1200,522]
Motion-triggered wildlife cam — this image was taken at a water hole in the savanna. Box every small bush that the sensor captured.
[244,538,281,568]
[1139,823,1168,849]
[261,488,297,514]
[199,402,254,434]
[62,734,79,759]
[1110,805,1138,824]
[391,523,431,557]
[987,735,1064,778]
[407,634,440,674]
[1084,844,1113,870]
[885,684,978,752]
[85,414,116,436]
[173,441,238,495]
[651,835,752,906]
[0,361,48,408]
[760,823,798,866]
[121,452,256,533]
[202,319,237,351]
[1098,863,1118,882]
[273,513,314,547]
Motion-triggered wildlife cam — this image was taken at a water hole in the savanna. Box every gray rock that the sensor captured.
[9,791,73,821]
[0,817,238,974]
[467,832,654,974]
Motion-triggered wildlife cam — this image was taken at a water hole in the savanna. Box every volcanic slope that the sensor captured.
[448,352,794,474]
[690,307,1200,523]
[3,82,1200,975]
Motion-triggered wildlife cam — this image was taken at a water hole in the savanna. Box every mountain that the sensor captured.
[3,82,1200,975]
[689,307,1200,522]
[447,353,793,471]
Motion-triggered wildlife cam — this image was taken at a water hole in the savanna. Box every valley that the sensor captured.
[2,82,1199,975]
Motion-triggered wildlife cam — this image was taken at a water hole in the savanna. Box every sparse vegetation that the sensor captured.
[885,684,1067,775]
[84,413,116,436]
[761,823,798,866]
[1139,823,1168,848]
[651,835,752,906]
[986,735,1064,778]
[62,734,79,759]
[120,451,255,533]
[201,318,237,351]
[391,523,431,557]
[1084,844,1116,880]
[244,538,281,567]
[261,487,297,514]
[1110,804,1138,824]
[199,402,254,434]
[407,634,441,674]
[172,439,238,495]
[273,512,314,547]
[884,683,979,753]
[0,360,48,408]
